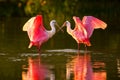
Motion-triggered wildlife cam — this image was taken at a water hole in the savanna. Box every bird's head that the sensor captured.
[50,20,64,32]
[61,21,71,28]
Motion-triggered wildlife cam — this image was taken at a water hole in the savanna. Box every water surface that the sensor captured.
[0,17,120,80]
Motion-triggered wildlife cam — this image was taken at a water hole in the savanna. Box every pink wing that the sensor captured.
[82,16,107,38]
[22,17,35,31]
[73,16,91,46]
[73,16,88,40]
[27,15,48,42]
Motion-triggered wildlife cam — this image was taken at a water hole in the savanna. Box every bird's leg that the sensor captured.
[84,45,87,57]
[84,45,87,53]
[37,42,42,55]
[37,46,41,55]
[77,43,80,54]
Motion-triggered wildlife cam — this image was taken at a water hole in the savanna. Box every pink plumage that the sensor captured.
[73,16,90,46]
[67,16,107,47]
[82,16,107,38]
[23,15,58,51]
[27,15,48,48]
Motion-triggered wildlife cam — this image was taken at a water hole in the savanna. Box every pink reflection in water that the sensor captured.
[93,71,106,80]
[66,53,106,80]
[28,57,46,80]
[22,57,46,80]
[74,54,93,80]
[22,56,55,80]
[93,62,106,80]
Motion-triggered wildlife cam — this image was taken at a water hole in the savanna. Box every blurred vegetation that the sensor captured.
[0,0,120,29]
[0,0,119,17]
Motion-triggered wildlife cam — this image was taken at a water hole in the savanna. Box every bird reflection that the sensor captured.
[93,61,106,80]
[66,53,106,80]
[22,56,55,80]
[66,53,92,80]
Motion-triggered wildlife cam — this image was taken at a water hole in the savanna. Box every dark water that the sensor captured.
[0,17,120,80]
[0,49,120,80]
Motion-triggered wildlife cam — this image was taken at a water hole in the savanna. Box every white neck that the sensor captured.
[66,21,73,35]
[47,21,56,38]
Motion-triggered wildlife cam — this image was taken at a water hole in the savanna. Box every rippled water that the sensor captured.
[0,49,120,80]
[0,17,120,80]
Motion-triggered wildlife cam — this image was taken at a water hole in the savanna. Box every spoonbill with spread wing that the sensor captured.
[62,16,107,50]
[23,15,62,52]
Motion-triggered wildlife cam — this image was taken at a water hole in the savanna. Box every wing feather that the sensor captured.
[22,17,35,31]
[82,16,107,37]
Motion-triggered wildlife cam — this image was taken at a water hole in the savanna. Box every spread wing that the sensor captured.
[22,17,35,31]
[73,16,88,41]
[27,15,47,42]
[82,16,107,38]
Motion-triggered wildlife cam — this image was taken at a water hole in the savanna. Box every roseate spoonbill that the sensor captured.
[62,16,107,50]
[23,15,62,52]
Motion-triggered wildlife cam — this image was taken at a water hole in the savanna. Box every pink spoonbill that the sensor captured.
[23,15,62,52]
[62,16,107,50]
